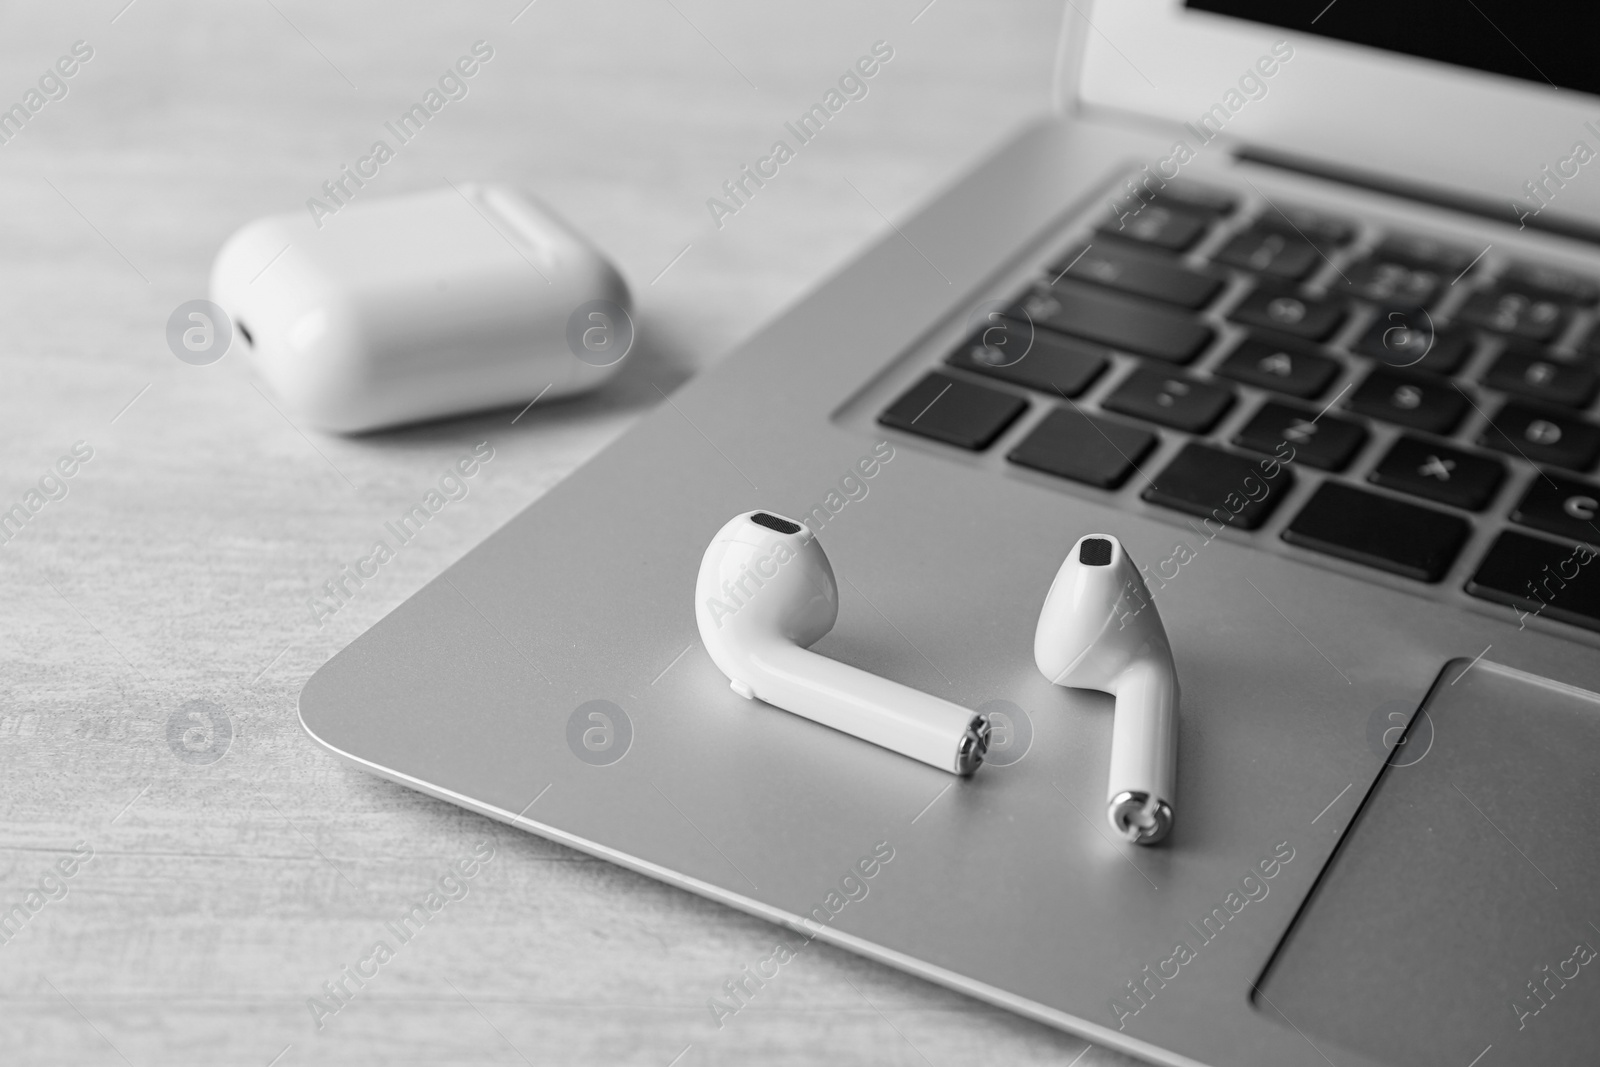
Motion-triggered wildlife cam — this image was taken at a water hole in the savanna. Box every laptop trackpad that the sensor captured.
[1257,658,1600,1067]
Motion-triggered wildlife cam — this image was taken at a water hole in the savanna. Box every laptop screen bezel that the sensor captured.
[1070,0,1600,226]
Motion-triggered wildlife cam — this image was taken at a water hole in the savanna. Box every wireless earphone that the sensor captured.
[1035,534,1179,845]
[696,511,990,775]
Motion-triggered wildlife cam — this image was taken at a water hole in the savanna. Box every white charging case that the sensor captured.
[210,184,632,433]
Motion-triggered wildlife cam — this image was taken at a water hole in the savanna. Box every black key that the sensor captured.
[1229,289,1347,342]
[1348,369,1468,434]
[1141,443,1292,530]
[1215,336,1341,398]
[1478,403,1600,471]
[1254,205,1356,247]
[878,372,1026,450]
[1157,183,1238,217]
[1214,227,1319,281]
[1466,530,1600,632]
[1232,401,1368,471]
[947,326,1107,397]
[1102,367,1234,433]
[1012,283,1215,364]
[1368,437,1506,511]
[1511,474,1600,544]
[1456,290,1567,343]
[1498,263,1599,306]
[1481,349,1597,408]
[1050,244,1224,310]
[1007,407,1156,489]
[1283,482,1471,582]
[1353,314,1473,375]
[1574,327,1600,364]
[1375,233,1479,275]
[1098,205,1209,253]
[1341,258,1440,308]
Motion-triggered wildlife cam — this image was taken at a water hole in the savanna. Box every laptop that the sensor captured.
[300,3,1600,1064]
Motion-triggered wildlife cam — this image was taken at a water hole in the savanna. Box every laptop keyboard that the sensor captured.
[875,177,1600,634]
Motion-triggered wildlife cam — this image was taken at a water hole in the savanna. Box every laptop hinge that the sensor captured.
[1235,143,1600,247]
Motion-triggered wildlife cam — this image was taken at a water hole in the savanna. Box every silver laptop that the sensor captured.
[300,4,1600,1064]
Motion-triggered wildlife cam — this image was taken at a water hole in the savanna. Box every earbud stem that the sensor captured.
[1107,657,1178,844]
[742,642,987,775]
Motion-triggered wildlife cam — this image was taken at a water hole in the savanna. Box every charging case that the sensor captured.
[210,184,631,433]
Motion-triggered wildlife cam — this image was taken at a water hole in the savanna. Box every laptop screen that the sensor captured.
[1186,1,1600,97]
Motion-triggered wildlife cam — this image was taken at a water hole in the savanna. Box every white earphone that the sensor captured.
[1035,534,1179,845]
[695,511,990,775]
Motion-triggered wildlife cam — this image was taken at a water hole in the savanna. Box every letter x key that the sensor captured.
[1283,419,1318,443]
[1419,455,1456,481]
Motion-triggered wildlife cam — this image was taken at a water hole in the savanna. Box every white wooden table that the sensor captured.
[0,1,1143,1062]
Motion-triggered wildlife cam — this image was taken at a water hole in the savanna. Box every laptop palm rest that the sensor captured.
[1257,659,1600,1067]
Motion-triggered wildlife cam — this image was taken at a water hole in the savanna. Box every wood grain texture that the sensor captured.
[0,1,1145,1063]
